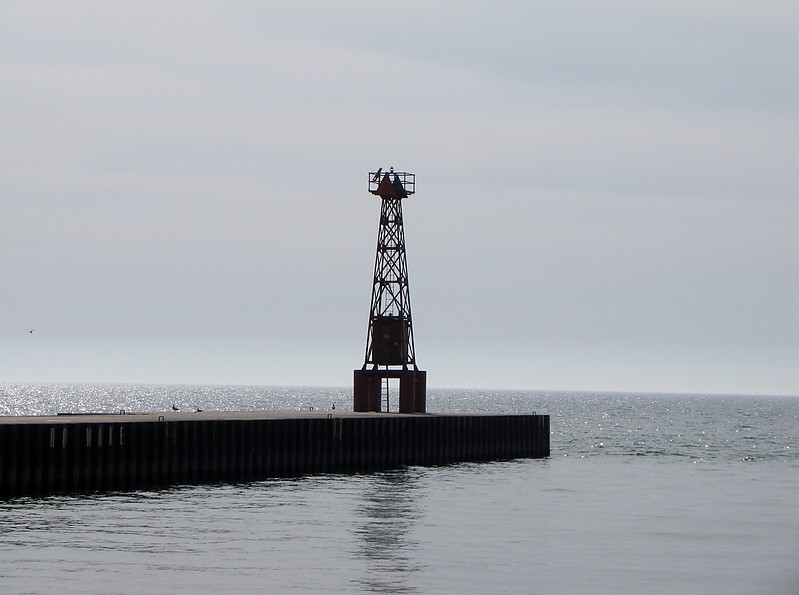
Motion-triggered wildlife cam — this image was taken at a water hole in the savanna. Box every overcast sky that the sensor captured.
[1,1,797,395]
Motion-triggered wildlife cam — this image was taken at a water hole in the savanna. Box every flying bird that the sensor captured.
[29,330,33,334]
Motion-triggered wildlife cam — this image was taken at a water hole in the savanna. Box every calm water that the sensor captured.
[1,385,797,594]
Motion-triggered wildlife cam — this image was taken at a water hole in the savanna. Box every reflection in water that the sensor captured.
[351,469,425,594]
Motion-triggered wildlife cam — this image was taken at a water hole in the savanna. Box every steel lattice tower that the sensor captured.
[354,168,426,413]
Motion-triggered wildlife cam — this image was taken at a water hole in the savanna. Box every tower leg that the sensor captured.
[352,370,380,412]
[355,370,386,412]
[399,372,416,413]
[414,371,427,413]
[353,370,369,412]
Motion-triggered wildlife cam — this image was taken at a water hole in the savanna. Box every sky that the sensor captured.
[1,1,797,395]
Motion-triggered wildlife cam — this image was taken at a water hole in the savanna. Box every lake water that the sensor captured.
[1,385,797,594]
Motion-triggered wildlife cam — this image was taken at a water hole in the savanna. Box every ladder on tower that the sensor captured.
[381,377,390,412]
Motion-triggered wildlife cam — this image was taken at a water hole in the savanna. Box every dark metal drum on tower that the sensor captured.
[354,168,427,413]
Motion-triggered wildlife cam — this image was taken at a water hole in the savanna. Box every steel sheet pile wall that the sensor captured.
[0,414,549,497]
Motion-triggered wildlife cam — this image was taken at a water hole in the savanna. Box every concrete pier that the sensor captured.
[0,411,549,498]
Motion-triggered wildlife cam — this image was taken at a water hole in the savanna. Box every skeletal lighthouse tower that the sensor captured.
[354,168,426,413]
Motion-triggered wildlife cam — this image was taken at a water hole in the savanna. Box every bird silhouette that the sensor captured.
[29,329,33,334]
[171,403,179,411]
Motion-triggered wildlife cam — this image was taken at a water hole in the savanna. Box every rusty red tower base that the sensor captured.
[353,369,427,413]
[354,168,426,413]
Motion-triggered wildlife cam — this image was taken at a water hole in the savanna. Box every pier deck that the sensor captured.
[0,411,550,498]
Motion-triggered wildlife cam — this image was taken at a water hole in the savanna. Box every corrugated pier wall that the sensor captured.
[0,412,549,498]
